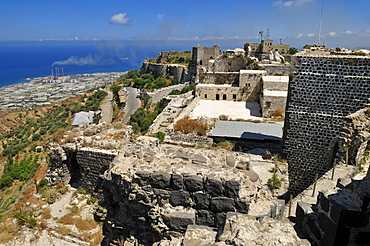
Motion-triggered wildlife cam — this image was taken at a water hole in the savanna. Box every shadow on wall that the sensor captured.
[245,102,261,117]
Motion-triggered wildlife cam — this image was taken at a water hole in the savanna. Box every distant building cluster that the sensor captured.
[0,72,124,111]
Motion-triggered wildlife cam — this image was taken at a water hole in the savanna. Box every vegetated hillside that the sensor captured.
[116,69,179,91]
[0,88,107,223]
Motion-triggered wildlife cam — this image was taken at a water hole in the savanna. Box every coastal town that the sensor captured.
[0,72,125,111]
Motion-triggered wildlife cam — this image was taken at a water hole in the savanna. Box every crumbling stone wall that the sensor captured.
[48,143,117,195]
[141,62,190,83]
[146,83,188,103]
[283,55,370,195]
[296,178,370,246]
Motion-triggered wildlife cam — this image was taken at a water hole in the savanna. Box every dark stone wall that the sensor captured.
[283,55,370,195]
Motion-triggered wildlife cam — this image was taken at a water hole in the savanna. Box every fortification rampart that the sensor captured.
[283,55,370,195]
[141,62,190,83]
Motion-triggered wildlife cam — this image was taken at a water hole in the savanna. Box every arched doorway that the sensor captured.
[216,94,220,100]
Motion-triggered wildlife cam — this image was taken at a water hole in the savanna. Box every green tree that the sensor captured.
[288,47,298,55]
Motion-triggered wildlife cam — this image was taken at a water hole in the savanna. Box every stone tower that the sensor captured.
[283,55,370,195]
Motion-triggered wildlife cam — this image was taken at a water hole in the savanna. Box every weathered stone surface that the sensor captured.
[195,210,214,226]
[193,192,209,210]
[150,172,171,189]
[170,190,191,207]
[205,177,223,196]
[171,173,184,190]
[183,225,217,246]
[223,179,240,198]
[218,213,305,245]
[210,197,235,213]
[184,175,204,192]
[162,211,195,231]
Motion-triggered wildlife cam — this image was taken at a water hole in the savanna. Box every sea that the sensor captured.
[0,39,205,89]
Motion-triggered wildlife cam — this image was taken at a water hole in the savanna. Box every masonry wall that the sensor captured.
[283,55,370,195]
[141,62,190,83]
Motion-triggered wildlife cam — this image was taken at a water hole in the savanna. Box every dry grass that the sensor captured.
[0,219,19,243]
[82,227,104,245]
[75,219,98,231]
[56,225,72,236]
[174,118,208,136]
[58,213,75,225]
[41,207,52,220]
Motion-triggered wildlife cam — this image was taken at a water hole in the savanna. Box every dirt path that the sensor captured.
[49,189,74,218]
[101,89,113,123]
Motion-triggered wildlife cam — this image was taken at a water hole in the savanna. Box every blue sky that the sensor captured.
[1,0,369,49]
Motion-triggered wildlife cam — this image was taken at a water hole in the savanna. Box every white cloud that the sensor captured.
[296,33,303,38]
[157,14,165,20]
[273,0,313,7]
[307,33,315,37]
[329,32,337,37]
[343,30,354,35]
[110,13,133,25]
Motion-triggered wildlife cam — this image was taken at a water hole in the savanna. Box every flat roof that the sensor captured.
[196,84,232,88]
[240,70,267,74]
[262,76,289,83]
[210,120,282,141]
[263,90,288,97]
[189,100,261,120]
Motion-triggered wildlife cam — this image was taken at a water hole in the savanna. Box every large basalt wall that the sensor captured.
[283,55,370,195]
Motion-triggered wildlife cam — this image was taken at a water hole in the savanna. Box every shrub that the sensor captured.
[271,110,284,118]
[267,174,282,189]
[173,118,208,136]
[153,132,165,143]
[218,115,229,121]
[14,211,37,228]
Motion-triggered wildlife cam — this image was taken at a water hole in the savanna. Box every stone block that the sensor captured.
[205,177,223,196]
[235,199,249,214]
[296,202,313,227]
[214,212,227,227]
[333,227,351,246]
[210,197,235,213]
[170,190,191,207]
[318,192,330,213]
[318,212,337,241]
[185,175,204,192]
[223,180,240,199]
[338,209,369,228]
[336,178,352,189]
[171,173,184,190]
[196,210,215,226]
[149,171,171,189]
[306,214,322,242]
[193,192,209,209]
[162,211,195,231]
[183,225,217,246]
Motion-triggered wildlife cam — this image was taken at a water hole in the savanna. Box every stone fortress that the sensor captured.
[42,35,370,246]
[142,34,293,118]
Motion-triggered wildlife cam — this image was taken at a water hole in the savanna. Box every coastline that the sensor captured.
[0,71,127,111]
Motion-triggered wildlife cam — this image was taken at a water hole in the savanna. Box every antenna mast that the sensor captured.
[317,4,324,45]
[259,30,264,43]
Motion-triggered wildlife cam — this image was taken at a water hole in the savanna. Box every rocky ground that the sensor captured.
[0,186,103,246]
